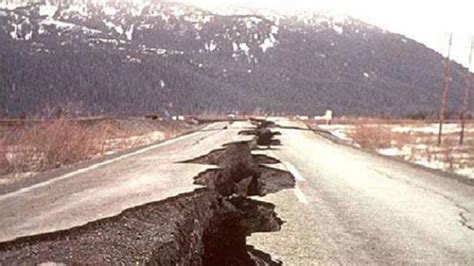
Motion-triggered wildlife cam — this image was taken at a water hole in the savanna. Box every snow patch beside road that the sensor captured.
[317,123,474,179]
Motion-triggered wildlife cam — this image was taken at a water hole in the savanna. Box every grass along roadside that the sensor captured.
[0,118,199,184]
[309,119,474,179]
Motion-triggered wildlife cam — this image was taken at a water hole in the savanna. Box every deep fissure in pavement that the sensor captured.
[0,121,294,265]
[183,125,293,264]
[239,122,282,147]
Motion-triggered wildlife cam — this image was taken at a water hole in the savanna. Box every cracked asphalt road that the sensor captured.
[0,121,254,243]
[1,118,473,264]
[249,119,474,264]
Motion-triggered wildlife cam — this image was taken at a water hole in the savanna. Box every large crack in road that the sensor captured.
[0,120,295,265]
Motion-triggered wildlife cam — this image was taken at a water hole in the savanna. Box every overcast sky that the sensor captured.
[179,0,474,70]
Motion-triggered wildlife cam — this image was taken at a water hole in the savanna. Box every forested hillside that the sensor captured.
[0,1,471,117]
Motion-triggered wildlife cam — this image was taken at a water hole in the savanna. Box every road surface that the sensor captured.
[249,119,474,264]
[0,121,253,242]
[1,119,473,264]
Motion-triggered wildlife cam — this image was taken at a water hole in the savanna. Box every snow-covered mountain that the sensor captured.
[0,0,471,116]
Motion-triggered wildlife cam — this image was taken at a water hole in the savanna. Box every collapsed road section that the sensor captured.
[0,120,295,265]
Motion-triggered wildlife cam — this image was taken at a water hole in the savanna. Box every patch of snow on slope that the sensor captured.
[194,23,203,31]
[89,38,119,45]
[245,20,253,29]
[333,24,343,34]
[130,1,147,17]
[245,17,262,29]
[271,25,279,34]
[9,23,20,40]
[125,24,134,40]
[291,10,350,30]
[331,13,349,24]
[40,18,100,34]
[0,2,22,10]
[103,6,117,16]
[183,13,212,24]
[137,23,153,30]
[104,20,124,34]
[40,18,75,30]
[62,4,88,17]
[8,17,33,41]
[39,4,58,17]
[260,35,276,52]
[239,42,250,55]
[24,30,32,40]
[159,13,170,23]
[205,40,217,52]
[169,5,186,17]
[82,27,101,34]
[38,25,46,34]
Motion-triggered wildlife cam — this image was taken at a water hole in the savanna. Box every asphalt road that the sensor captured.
[0,121,253,242]
[1,119,473,264]
[249,119,474,264]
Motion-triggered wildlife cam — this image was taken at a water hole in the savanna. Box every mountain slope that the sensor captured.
[0,1,471,117]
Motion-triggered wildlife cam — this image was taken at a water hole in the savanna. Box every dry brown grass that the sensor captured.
[0,118,198,176]
[0,139,10,173]
[349,124,391,150]
[348,123,411,151]
[315,116,469,126]
[0,119,104,174]
[321,118,474,177]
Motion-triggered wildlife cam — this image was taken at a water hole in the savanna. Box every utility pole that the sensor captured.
[438,33,453,145]
[459,37,474,145]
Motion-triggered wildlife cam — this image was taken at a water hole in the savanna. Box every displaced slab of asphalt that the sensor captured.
[248,119,474,264]
[0,121,253,243]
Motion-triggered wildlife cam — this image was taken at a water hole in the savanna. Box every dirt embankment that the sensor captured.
[0,120,295,265]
